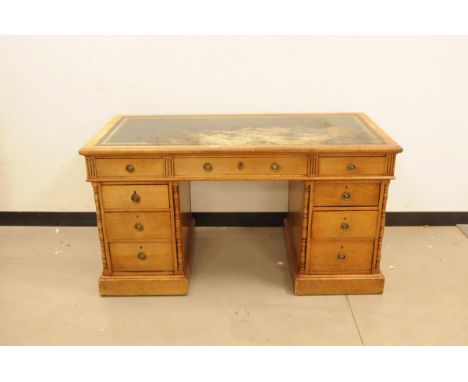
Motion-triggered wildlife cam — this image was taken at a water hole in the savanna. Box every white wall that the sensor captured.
[1,36,467,212]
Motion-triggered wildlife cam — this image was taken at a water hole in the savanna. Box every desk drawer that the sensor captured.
[308,241,374,274]
[313,182,380,207]
[174,156,308,176]
[311,211,378,239]
[319,156,386,176]
[96,158,164,178]
[102,185,170,211]
[110,242,174,272]
[105,212,172,241]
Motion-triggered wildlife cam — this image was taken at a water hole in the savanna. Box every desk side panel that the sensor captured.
[172,181,193,275]
[287,181,311,273]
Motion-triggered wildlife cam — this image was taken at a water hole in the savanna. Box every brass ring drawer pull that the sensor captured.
[346,163,357,173]
[340,222,349,230]
[203,162,213,172]
[337,253,347,260]
[134,223,144,231]
[237,161,245,170]
[131,191,141,203]
[126,164,135,173]
[270,162,280,171]
[342,191,351,200]
[137,252,146,260]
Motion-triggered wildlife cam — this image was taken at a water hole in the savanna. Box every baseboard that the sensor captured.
[196,212,468,227]
[193,212,286,227]
[0,212,96,226]
[386,212,468,226]
[1,211,468,227]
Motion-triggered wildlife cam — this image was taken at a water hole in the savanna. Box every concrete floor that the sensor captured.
[0,226,467,345]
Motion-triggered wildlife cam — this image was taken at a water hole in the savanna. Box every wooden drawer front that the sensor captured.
[308,241,374,274]
[319,156,386,176]
[174,157,308,176]
[313,182,380,207]
[105,212,172,241]
[110,242,174,272]
[96,159,164,178]
[102,185,169,211]
[311,211,378,239]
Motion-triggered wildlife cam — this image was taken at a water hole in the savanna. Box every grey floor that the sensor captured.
[0,225,467,345]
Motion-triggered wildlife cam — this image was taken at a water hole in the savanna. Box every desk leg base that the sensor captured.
[292,274,385,295]
[98,275,189,296]
[98,217,195,296]
[284,218,385,295]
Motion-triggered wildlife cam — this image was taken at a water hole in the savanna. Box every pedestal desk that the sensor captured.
[79,113,402,296]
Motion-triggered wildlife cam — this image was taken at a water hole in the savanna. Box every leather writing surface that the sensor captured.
[98,114,384,146]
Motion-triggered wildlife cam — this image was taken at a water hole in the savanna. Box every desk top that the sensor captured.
[80,113,402,155]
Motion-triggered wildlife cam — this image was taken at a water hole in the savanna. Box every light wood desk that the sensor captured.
[79,113,402,296]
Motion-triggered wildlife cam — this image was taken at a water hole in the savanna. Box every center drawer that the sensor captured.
[174,156,308,176]
[311,211,379,239]
[110,242,174,272]
[105,212,172,241]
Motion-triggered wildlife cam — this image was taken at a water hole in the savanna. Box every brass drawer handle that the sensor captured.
[340,222,349,230]
[131,191,141,203]
[337,252,347,260]
[237,161,245,170]
[346,163,357,173]
[126,164,135,173]
[203,162,213,172]
[342,191,351,201]
[270,162,280,171]
[137,252,146,260]
[134,223,144,231]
